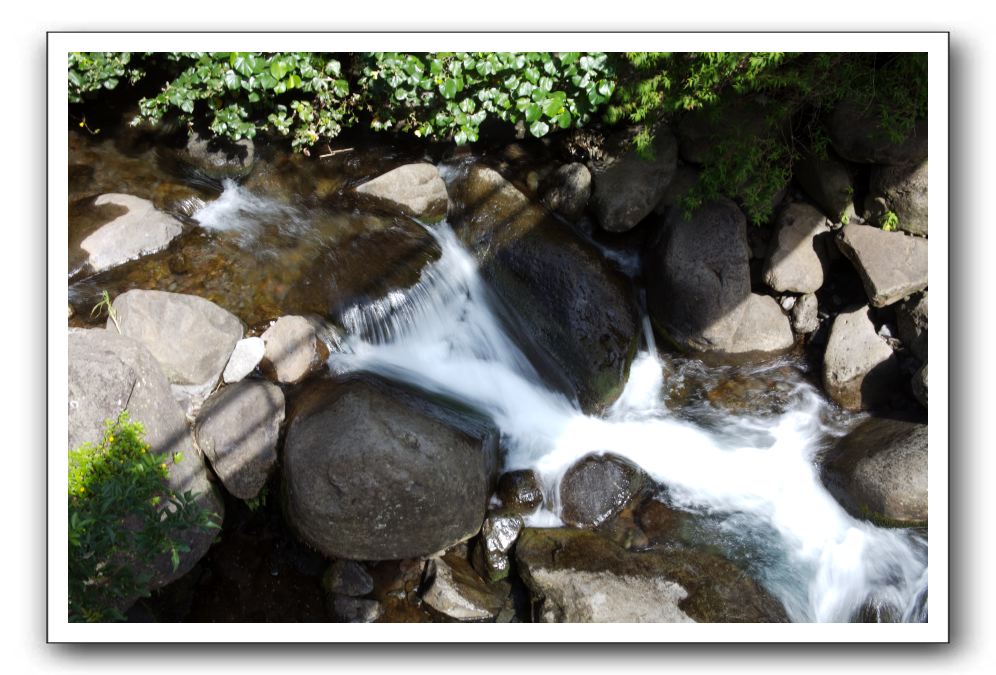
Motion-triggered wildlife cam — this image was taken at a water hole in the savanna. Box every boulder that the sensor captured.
[222,336,265,384]
[868,160,929,236]
[476,511,524,582]
[540,162,592,221]
[283,379,499,560]
[79,194,182,273]
[822,306,902,410]
[912,363,928,408]
[515,528,788,622]
[110,290,243,407]
[793,153,856,223]
[353,162,448,222]
[836,225,929,308]
[182,132,255,179]
[654,164,699,214]
[322,561,375,598]
[194,380,284,500]
[260,316,328,385]
[791,293,820,334]
[68,329,223,590]
[496,469,544,514]
[896,292,928,362]
[447,164,640,412]
[828,102,927,166]
[821,417,928,525]
[590,126,678,233]
[559,454,645,528]
[763,202,830,293]
[646,200,794,357]
[422,553,510,621]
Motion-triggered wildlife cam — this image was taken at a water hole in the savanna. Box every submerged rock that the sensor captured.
[448,164,640,412]
[283,378,499,560]
[78,193,183,273]
[822,306,901,411]
[559,453,645,528]
[515,528,788,622]
[194,380,284,501]
[68,329,223,592]
[821,417,928,525]
[354,162,448,222]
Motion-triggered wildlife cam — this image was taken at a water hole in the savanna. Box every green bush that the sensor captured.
[68,412,218,622]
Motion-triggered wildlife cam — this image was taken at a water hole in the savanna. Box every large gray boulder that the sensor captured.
[447,164,640,412]
[540,162,591,222]
[559,454,645,529]
[821,417,928,525]
[590,126,678,233]
[793,154,856,223]
[646,199,793,357]
[79,194,182,273]
[896,292,928,362]
[515,528,788,623]
[763,202,830,294]
[354,162,448,222]
[194,380,284,500]
[822,306,901,410]
[836,225,928,308]
[283,379,499,560]
[260,315,328,385]
[868,160,929,236]
[827,102,928,166]
[110,290,243,407]
[68,329,223,590]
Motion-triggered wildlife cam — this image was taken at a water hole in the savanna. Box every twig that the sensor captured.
[319,145,354,159]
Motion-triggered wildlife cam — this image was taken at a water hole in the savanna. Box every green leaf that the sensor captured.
[223,70,240,91]
[233,54,256,78]
[555,110,572,128]
[270,60,288,80]
[454,129,468,145]
[524,103,542,123]
[440,78,458,100]
[529,120,550,138]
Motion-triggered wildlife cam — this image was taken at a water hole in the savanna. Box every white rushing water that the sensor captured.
[334,222,928,623]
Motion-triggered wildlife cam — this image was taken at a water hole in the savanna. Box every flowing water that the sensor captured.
[333,223,929,623]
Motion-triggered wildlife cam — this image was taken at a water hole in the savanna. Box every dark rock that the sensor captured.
[896,292,928,362]
[330,594,382,623]
[912,363,928,408]
[836,225,929,308]
[496,469,544,514]
[794,153,856,222]
[515,528,788,622]
[590,125,677,233]
[448,164,640,412]
[677,98,770,165]
[194,380,284,500]
[654,164,699,214]
[823,306,902,411]
[763,202,830,294]
[867,160,928,236]
[828,102,927,166]
[283,378,499,560]
[354,162,448,222]
[637,498,690,545]
[559,454,645,528]
[322,560,375,597]
[540,162,592,221]
[152,181,213,220]
[422,553,510,620]
[821,417,928,525]
[182,132,255,180]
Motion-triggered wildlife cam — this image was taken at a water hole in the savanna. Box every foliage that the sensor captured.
[90,290,120,333]
[68,52,145,104]
[881,210,900,232]
[355,52,613,144]
[69,412,218,622]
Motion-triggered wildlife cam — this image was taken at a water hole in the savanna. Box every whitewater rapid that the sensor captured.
[330,222,927,623]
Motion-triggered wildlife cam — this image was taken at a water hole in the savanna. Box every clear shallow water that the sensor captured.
[333,222,928,623]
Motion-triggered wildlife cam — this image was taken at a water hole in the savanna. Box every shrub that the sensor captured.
[68,412,218,622]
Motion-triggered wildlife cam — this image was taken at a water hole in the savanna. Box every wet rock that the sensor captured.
[330,594,382,623]
[152,181,212,220]
[422,553,510,620]
[448,164,640,412]
[515,528,788,622]
[477,511,524,581]
[867,160,929,236]
[496,469,544,514]
[763,202,830,294]
[194,380,284,501]
[590,125,678,233]
[540,162,591,221]
[703,368,799,416]
[110,290,243,408]
[354,162,448,222]
[791,293,820,334]
[794,153,856,222]
[322,560,375,597]
[559,454,645,528]
[821,417,928,525]
[79,194,182,273]
[828,102,928,165]
[646,199,792,358]
[222,336,265,384]
[912,363,928,408]
[896,292,928,362]
[182,132,255,180]
[823,306,901,411]
[836,225,929,308]
[68,329,223,593]
[637,498,690,545]
[260,316,328,385]
[283,379,499,560]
